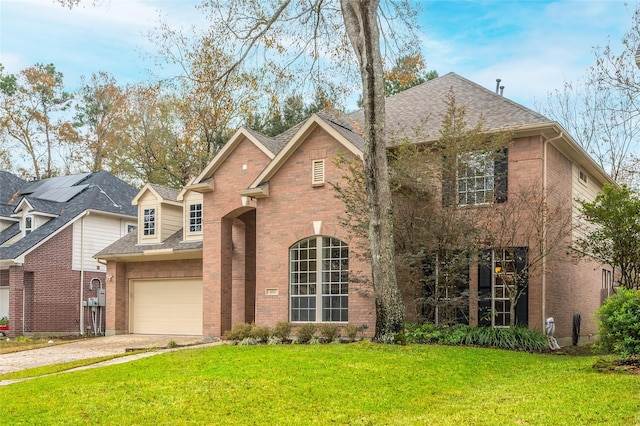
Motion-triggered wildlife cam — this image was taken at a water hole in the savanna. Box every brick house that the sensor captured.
[97,73,615,344]
[0,171,137,337]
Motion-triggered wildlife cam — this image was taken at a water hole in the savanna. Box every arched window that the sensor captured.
[290,236,349,322]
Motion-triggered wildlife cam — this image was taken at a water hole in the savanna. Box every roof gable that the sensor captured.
[193,128,279,185]
[245,111,364,191]
[132,183,181,207]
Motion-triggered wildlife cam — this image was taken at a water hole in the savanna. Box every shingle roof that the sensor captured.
[0,171,25,206]
[95,228,202,258]
[348,72,551,144]
[313,109,363,152]
[0,170,137,260]
[148,183,180,202]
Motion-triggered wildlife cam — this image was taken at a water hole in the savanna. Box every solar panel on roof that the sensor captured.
[36,185,88,202]
[21,173,91,200]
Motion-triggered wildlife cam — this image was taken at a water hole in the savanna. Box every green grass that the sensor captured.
[0,342,638,425]
[0,351,148,381]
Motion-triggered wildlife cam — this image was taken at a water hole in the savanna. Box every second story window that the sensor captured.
[448,149,507,206]
[143,208,155,236]
[457,151,495,206]
[189,203,202,232]
[24,216,33,235]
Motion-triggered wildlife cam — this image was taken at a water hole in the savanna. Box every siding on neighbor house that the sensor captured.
[72,214,135,272]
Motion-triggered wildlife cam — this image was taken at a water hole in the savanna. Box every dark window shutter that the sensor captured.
[477,249,492,326]
[494,148,508,203]
[514,247,528,326]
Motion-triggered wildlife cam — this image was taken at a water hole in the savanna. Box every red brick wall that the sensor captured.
[255,126,375,333]
[22,226,79,333]
[202,136,273,337]
[544,142,604,343]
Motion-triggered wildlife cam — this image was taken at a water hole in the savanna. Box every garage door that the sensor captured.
[130,279,203,335]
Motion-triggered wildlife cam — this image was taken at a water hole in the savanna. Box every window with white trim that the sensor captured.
[457,151,495,206]
[579,169,588,185]
[312,159,325,186]
[143,208,155,236]
[189,203,202,232]
[24,216,33,235]
[290,236,349,322]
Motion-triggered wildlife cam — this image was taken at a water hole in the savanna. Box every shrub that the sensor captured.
[596,287,640,358]
[267,336,283,345]
[344,324,358,341]
[239,337,258,346]
[318,324,340,343]
[404,323,547,352]
[251,325,272,343]
[296,323,317,343]
[224,323,254,342]
[272,321,292,341]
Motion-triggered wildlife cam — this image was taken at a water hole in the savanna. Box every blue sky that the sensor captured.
[0,0,636,111]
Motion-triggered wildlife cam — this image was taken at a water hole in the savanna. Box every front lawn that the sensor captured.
[1,342,638,425]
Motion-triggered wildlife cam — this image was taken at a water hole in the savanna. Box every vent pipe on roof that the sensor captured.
[495,78,501,94]
[500,85,505,96]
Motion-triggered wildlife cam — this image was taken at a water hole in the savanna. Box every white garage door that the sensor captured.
[130,279,203,335]
[0,287,8,319]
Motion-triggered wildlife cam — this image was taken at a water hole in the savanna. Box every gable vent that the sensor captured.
[312,159,325,186]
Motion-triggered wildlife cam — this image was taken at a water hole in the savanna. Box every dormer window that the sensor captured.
[189,203,202,233]
[143,208,156,236]
[24,216,33,235]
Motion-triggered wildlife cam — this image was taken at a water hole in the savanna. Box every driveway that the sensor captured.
[0,334,216,375]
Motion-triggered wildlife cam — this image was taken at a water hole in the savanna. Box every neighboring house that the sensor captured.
[97,73,615,345]
[0,171,138,337]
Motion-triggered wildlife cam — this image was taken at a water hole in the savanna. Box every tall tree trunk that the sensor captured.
[341,0,404,342]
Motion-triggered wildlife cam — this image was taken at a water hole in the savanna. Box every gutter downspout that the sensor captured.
[542,131,563,331]
[79,213,87,336]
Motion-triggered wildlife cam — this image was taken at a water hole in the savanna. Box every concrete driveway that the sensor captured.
[0,334,215,375]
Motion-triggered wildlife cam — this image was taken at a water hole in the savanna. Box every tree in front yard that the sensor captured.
[574,184,640,290]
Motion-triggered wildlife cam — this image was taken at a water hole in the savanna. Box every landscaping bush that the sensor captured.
[295,323,317,343]
[318,324,340,343]
[405,323,547,352]
[596,287,640,358]
[344,324,359,342]
[250,325,272,343]
[272,321,292,341]
[224,323,254,342]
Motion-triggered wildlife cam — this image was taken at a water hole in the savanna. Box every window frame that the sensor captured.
[290,236,349,323]
[24,215,33,235]
[143,208,156,236]
[456,151,496,206]
[492,248,517,328]
[188,203,203,233]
